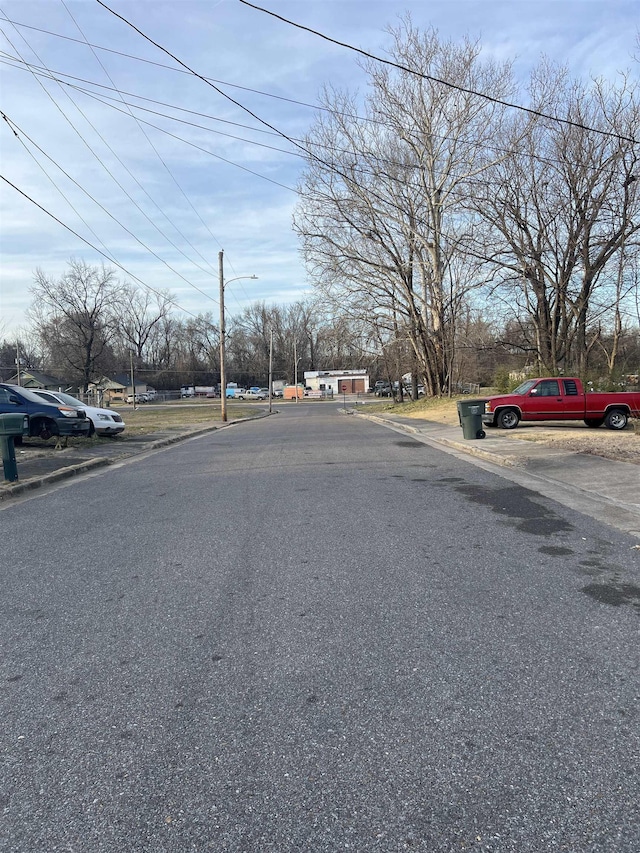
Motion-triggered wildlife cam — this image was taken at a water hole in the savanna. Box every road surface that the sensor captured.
[2,404,639,852]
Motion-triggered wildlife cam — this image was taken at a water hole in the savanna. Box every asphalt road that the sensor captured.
[2,404,639,852]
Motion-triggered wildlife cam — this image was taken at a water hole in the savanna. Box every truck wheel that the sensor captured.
[584,418,604,428]
[32,418,58,441]
[604,409,628,430]
[497,408,520,430]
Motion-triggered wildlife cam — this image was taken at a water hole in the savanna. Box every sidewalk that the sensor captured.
[354,410,640,540]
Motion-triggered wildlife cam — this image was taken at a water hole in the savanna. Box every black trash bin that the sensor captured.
[456,399,486,440]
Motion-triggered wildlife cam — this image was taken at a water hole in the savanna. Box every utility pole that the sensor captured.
[15,343,21,386]
[268,329,273,413]
[219,249,227,423]
[294,337,298,402]
[130,350,136,411]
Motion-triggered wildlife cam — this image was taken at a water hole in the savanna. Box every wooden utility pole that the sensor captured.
[268,329,273,413]
[219,250,227,423]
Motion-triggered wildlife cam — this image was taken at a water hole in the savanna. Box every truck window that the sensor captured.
[563,379,578,395]
[536,380,560,396]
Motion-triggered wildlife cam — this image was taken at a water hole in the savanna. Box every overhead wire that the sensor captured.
[60,0,228,282]
[0,173,209,321]
[4,10,639,146]
[0,110,222,306]
[95,0,639,267]
[88,2,523,260]
[1,110,118,265]
[0,33,625,179]
[237,0,640,146]
[0,16,221,301]
[4,47,630,220]
[2,5,636,327]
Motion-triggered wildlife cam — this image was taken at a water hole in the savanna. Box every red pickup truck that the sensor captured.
[483,377,640,431]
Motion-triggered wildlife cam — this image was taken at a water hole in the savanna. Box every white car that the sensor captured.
[33,390,126,437]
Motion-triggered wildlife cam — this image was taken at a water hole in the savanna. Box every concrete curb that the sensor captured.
[349,408,640,538]
[348,409,516,469]
[0,412,276,501]
[1,457,112,499]
[0,423,222,501]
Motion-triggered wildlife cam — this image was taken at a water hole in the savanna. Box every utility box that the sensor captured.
[457,399,487,440]
[0,412,28,482]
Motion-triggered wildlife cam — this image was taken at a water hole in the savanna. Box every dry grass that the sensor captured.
[366,396,640,465]
[110,399,259,437]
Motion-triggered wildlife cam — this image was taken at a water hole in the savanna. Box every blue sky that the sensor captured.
[1,0,638,337]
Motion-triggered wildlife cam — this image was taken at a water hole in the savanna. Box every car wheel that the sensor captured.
[87,421,96,437]
[33,418,58,441]
[604,408,628,430]
[584,418,604,428]
[497,408,520,430]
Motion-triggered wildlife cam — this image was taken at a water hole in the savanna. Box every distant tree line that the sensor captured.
[1,253,637,396]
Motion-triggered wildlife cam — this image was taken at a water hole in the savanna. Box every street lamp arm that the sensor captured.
[223,274,258,289]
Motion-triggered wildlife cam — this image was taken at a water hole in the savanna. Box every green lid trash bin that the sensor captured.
[456,399,487,440]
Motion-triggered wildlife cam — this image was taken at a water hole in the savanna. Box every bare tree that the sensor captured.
[470,64,640,374]
[29,259,125,387]
[294,20,513,394]
[118,284,174,361]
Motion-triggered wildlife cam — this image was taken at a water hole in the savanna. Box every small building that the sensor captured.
[304,369,369,395]
[89,376,127,404]
[8,369,68,390]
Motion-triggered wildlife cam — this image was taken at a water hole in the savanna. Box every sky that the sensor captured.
[1,0,638,338]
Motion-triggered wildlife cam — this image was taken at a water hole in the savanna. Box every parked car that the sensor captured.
[125,393,146,404]
[0,383,91,441]
[374,383,393,397]
[272,388,284,398]
[236,389,267,400]
[33,390,125,437]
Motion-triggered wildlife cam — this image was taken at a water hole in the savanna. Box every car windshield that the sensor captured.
[511,380,538,395]
[35,390,82,407]
[52,392,84,407]
[8,385,59,404]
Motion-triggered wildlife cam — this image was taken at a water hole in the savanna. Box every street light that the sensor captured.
[219,250,258,422]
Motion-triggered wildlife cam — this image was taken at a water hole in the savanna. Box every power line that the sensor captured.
[0,14,329,114]
[60,0,221,279]
[0,19,221,296]
[4,48,628,209]
[237,0,639,146]
[0,173,208,321]
[1,32,624,178]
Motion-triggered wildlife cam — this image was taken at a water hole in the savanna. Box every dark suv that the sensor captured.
[0,383,91,441]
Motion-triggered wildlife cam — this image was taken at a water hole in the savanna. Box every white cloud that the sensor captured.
[1,0,638,337]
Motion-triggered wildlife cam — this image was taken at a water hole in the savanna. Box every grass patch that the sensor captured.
[365,395,463,425]
[110,400,259,437]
